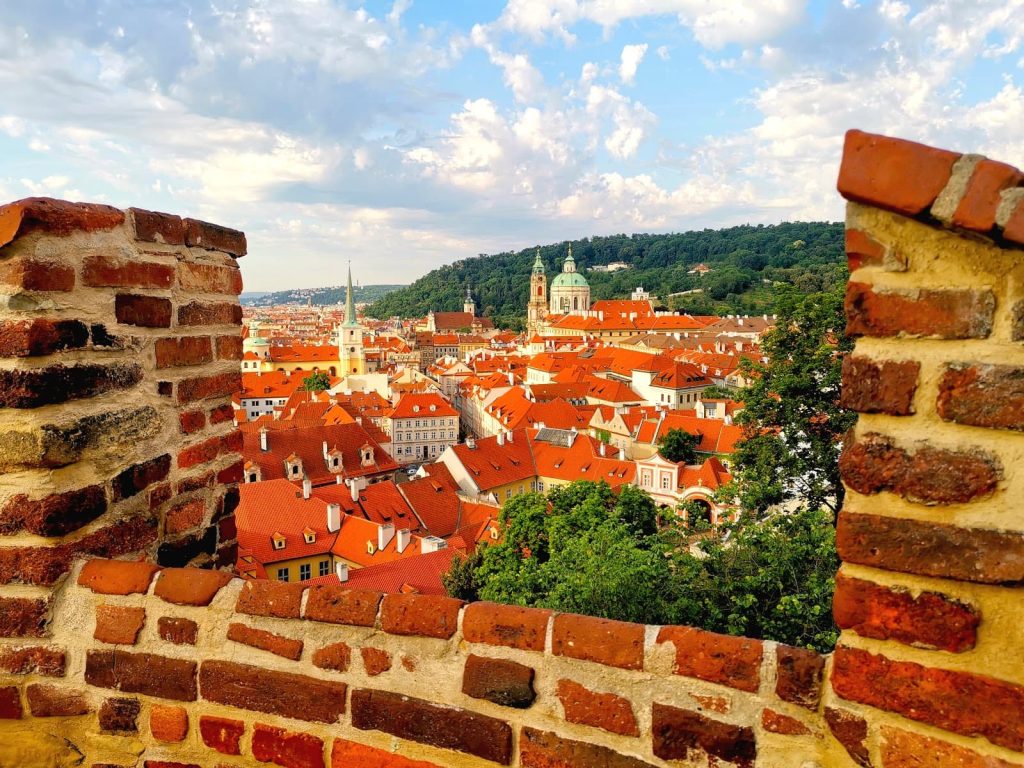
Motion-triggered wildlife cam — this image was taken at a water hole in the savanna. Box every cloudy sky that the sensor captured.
[1,1,1022,289]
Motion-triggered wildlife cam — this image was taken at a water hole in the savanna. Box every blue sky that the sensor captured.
[1,1,1022,290]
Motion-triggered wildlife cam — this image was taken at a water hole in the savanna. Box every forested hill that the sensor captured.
[365,222,845,327]
[241,284,404,307]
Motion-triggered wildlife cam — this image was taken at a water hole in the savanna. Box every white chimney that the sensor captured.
[466,437,476,449]
[507,430,513,443]
[327,503,341,533]
[350,479,360,503]
[497,432,505,446]
[259,428,268,451]
[378,522,395,551]
[396,528,412,554]
[336,474,344,484]
[335,562,349,582]
[599,442,606,457]
[618,447,626,460]
[323,440,329,459]
[421,535,447,553]
[302,474,311,500]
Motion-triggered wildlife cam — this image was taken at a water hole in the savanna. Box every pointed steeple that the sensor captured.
[343,261,357,327]
[532,248,545,274]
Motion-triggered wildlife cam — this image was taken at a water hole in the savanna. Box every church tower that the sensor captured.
[463,285,475,316]
[339,263,366,376]
[527,248,547,333]
[549,243,590,315]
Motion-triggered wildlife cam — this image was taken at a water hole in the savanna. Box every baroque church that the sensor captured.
[527,245,591,333]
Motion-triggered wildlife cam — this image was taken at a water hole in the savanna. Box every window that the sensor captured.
[506,488,512,499]
[661,475,670,489]
[277,568,289,582]
[537,481,544,491]
[319,559,330,577]
[290,465,299,476]
[299,563,311,581]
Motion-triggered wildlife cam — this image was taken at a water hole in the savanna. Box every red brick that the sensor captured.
[552,613,644,671]
[462,654,535,708]
[177,301,242,326]
[166,499,206,534]
[330,739,442,768]
[112,454,171,501]
[351,688,512,764]
[380,593,463,639]
[0,198,124,245]
[312,642,351,672]
[833,646,1024,752]
[150,482,172,510]
[0,318,89,357]
[200,715,244,755]
[227,622,303,660]
[0,362,143,408]
[155,336,213,369]
[825,707,870,767]
[691,694,730,714]
[216,460,244,485]
[184,218,247,256]
[937,364,1024,431]
[656,625,761,692]
[78,559,160,595]
[157,616,198,646]
[150,704,188,742]
[840,432,1000,504]
[209,402,235,424]
[845,281,994,340]
[305,584,382,626]
[177,434,222,469]
[179,261,243,295]
[837,511,1024,584]
[0,687,21,719]
[652,703,756,766]
[838,129,960,215]
[1005,195,1024,245]
[83,254,174,288]
[94,605,145,645]
[361,647,392,676]
[845,228,891,271]
[775,645,825,709]
[556,679,638,736]
[252,723,324,768]
[840,356,919,416]
[236,579,304,618]
[179,410,206,434]
[99,697,140,732]
[26,683,90,717]
[0,257,75,291]
[761,709,810,736]
[0,597,48,637]
[177,371,241,404]
[216,334,243,359]
[952,158,1024,231]
[520,727,657,768]
[834,573,979,652]
[462,601,550,652]
[175,471,214,495]
[0,483,107,536]
[86,649,197,702]
[155,567,232,606]
[115,294,172,328]
[880,726,1022,768]
[0,646,65,676]
[199,660,346,723]
[130,208,185,245]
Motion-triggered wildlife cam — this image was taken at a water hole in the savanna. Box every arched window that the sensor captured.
[573,296,579,310]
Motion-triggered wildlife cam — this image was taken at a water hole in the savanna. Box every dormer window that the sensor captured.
[271,533,286,550]
[303,528,316,544]
[284,455,303,478]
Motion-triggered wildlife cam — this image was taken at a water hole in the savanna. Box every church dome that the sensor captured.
[550,270,590,288]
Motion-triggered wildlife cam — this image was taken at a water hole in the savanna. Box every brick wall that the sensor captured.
[2,132,1024,767]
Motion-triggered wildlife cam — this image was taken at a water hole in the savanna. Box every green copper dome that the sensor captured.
[550,270,590,288]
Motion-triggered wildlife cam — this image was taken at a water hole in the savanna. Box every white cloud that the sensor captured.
[619,44,648,85]
[656,45,671,61]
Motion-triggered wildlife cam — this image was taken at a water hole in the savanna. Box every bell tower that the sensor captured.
[463,285,475,316]
[339,262,365,376]
[528,248,547,333]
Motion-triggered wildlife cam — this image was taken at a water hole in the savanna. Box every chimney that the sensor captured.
[396,528,412,554]
[350,479,360,503]
[497,432,505,447]
[327,503,341,533]
[599,442,606,457]
[421,535,447,553]
[378,522,395,551]
[507,430,513,443]
[466,437,476,449]
[335,562,349,582]
[302,474,311,500]
[259,427,268,451]
[618,447,626,460]
[336,474,344,485]
[323,440,329,459]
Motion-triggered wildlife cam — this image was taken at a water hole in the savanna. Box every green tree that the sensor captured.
[300,372,331,392]
[658,428,701,464]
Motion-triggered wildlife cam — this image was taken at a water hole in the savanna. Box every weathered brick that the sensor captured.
[179,261,243,295]
[26,683,90,717]
[177,301,242,326]
[937,364,1024,431]
[652,703,756,767]
[462,601,550,652]
[833,646,1024,752]
[115,294,173,328]
[177,371,240,404]
[552,613,644,671]
[209,402,235,424]
[130,208,185,245]
[252,723,324,768]
[361,647,392,676]
[227,622,303,660]
[83,254,174,288]
[174,470,213,496]
[313,642,351,672]
[691,694,730,714]
[86,649,197,702]
[761,709,810,736]
[0,687,21,719]
[305,584,382,626]
[154,567,232,606]
[37,406,161,469]
[157,616,198,646]
[834,573,979,652]
[351,688,512,764]
[838,129,960,215]
[216,460,244,485]
[0,257,75,291]
[99,697,140,732]
[380,593,463,639]
[184,218,247,256]
[824,707,870,766]
[880,726,1022,768]
[840,356,919,415]
[840,432,1000,504]
[156,524,217,568]
[0,484,107,537]
[199,660,346,723]
[845,228,887,271]
[150,704,188,742]
[112,454,171,501]
[845,282,995,340]
[331,739,442,768]
[236,579,304,618]
[179,410,206,434]
[656,625,761,692]
[166,498,206,534]
[0,362,143,408]
[78,559,160,596]
[0,318,89,357]
[155,336,213,369]
[775,645,825,710]
[200,714,244,755]
[462,654,535,709]
[520,727,657,768]
[0,646,65,676]
[556,679,639,736]
[0,197,124,243]
[94,605,145,645]
[952,159,1024,231]
[216,334,243,359]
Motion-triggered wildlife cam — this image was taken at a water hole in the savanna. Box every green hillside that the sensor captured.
[365,223,846,328]
[241,284,405,307]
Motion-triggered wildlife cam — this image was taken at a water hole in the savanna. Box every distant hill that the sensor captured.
[365,223,846,328]
[241,284,405,307]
